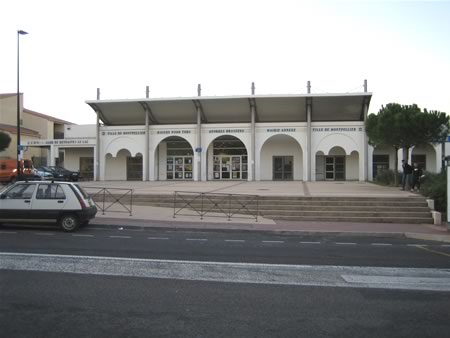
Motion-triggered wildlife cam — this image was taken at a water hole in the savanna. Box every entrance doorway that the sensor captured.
[273,156,293,180]
[167,156,193,179]
[325,156,345,180]
[126,155,142,181]
[211,136,248,180]
[163,136,194,180]
[213,155,247,179]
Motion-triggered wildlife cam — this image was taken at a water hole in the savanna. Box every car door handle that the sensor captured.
[24,200,31,203]
[57,200,64,203]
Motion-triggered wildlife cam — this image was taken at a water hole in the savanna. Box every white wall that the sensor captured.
[412,144,437,172]
[346,151,359,180]
[207,142,214,181]
[105,150,128,180]
[64,147,93,171]
[158,142,167,180]
[65,125,96,138]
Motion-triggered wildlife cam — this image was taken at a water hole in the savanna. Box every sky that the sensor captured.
[1,0,449,125]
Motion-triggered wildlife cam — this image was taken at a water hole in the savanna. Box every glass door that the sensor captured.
[127,156,143,181]
[166,156,193,180]
[213,155,246,180]
[174,157,184,179]
[273,156,293,180]
[325,157,335,180]
[231,156,241,179]
[325,156,345,180]
[335,156,345,180]
[221,156,231,179]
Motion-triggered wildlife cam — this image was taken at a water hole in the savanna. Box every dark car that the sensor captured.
[47,166,80,182]
[35,166,60,180]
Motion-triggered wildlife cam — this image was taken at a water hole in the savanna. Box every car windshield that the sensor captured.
[74,184,89,199]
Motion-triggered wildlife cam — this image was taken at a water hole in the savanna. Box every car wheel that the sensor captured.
[59,214,79,232]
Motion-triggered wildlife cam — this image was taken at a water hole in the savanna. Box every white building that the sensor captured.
[22,85,448,181]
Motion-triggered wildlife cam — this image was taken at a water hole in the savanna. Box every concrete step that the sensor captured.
[258,210,431,218]
[269,216,432,224]
[90,193,434,224]
[167,203,430,212]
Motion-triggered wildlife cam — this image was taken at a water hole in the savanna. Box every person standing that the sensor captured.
[411,162,423,192]
[401,160,412,190]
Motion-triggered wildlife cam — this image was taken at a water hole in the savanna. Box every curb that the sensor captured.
[89,222,437,241]
[405,232,450,243]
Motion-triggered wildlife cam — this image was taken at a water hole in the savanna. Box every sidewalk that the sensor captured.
[85,181,450,243]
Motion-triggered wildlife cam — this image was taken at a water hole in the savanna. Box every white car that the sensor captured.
[0,181,97,232]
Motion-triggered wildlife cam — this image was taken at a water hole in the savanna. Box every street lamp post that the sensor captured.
[17,30,28,179]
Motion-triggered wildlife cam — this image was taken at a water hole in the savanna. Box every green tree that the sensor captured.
[366,103,405,185]
[0,131,11,152]
[365,103,449,185]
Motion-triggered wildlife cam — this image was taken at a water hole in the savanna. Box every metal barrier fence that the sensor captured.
[173,191,259,222]
[84,187,133,216]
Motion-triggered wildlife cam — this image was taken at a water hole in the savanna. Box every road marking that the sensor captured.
[186,238,208,241]
[0,231,17,234]
[72,234,94,237]
[2,252,450,292]
[300,241,321,244]
[34,233,55,236]
[224,239,246,243]
[262,240,284,244]
[335,242,357,245]
[371,243,392,246]
[407,244,428,247]
[148,237,169,240]
[441,245,450,247]
[109,235,131,239]
[414,245,450,258]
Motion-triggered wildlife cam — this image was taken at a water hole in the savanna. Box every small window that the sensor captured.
[0,164,6,170]
[373,155,389,178]
[6,184,36,199]
[37,184,66,200]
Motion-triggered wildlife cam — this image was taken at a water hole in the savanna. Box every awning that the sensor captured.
[86,93,372,126]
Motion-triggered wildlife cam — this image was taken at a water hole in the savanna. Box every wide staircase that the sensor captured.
[129,193,433,224]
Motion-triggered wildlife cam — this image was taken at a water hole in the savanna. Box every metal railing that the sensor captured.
[173,191,259,222]
[84,187,133,216]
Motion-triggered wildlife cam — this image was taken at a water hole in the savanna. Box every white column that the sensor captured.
[95,88,101,181]
[435,144,442,173]
[362,104,369,181]
[367,145,374,181]
[306,99,312,181]
[250,82,256,181]
[250,106,255,181]
[201,146,208,181]
[195,106,202,182]
[49,145,57,166]
[144,109,149,181]
[99,146,105,181]
[93,145,97,182]
[149,145,156,181]
[311,153,316,181]
[447,163,450,224]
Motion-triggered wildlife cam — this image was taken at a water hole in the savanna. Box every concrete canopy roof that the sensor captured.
[86,93,372,126]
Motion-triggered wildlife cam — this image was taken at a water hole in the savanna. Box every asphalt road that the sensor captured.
[1,223,450,268]
[1,223,450,337]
